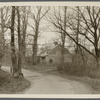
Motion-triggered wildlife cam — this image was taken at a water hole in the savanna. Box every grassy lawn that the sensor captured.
[0,69,30,94]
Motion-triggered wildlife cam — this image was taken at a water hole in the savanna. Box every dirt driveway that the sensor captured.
[2,66,93,94]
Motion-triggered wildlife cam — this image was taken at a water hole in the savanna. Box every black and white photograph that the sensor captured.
[0,2,100,96]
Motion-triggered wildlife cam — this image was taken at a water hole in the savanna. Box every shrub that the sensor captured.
[57,62,100,78]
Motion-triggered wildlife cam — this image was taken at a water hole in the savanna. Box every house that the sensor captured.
[38,44,72,64]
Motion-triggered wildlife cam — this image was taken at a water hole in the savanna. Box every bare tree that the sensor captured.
[60,7,67,67]
[17,6,22,75]
[47,7,68,67]
[47,6,100,69]
[29,6,49,65]
[79,6,100,65]
[69,6,100,67]
[0,7,10,68]
[68,7,86,64]
[21,7,29,68]
[16,6,29,77]
[10,6,18,77]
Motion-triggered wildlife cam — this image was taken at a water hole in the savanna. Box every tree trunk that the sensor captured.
[0,8,5,68]
[31,7,48,65]
[60,7,67,69]
[21,7,28,68]
[10,6,19,77]
[32,21,39,65]
[0,56,2,68]
[17,7,23,77]
[21,31,26,68]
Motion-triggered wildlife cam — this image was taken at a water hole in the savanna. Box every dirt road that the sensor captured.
[2,66,93,94]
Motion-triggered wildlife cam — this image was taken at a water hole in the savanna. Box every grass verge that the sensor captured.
[0,69,30,94]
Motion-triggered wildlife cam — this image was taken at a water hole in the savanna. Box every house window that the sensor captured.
[49,59,53,64]
[41,56,45,61]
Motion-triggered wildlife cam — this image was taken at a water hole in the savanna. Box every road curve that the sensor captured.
[2,66,93,94]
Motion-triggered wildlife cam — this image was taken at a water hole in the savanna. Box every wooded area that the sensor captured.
[0,6,100,79]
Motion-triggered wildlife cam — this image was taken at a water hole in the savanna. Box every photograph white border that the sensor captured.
[0,1,100,98]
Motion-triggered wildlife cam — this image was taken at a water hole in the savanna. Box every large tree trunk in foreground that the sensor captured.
[17,7,22,74]
[10,6,19,77]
